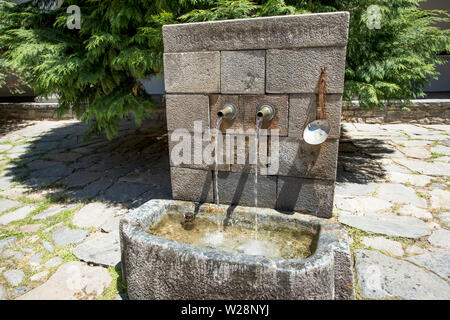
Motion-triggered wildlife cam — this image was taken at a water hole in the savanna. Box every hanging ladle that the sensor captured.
[303,67,331,145]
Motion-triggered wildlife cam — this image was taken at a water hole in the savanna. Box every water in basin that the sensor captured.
[148,213,315,259]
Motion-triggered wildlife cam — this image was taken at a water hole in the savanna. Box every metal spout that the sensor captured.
[217,104,237,120]
[257,104,275,121]
[183,212,195,230]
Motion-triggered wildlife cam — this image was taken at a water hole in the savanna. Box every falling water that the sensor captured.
[214,116,223,207]
[254,116,263,240]
[211,116,225,244]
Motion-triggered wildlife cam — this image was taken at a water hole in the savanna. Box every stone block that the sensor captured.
[288,94,343,139]
[164,52,220,93]
[276,177,335,218]
[166,95,210,131]
[120,199,354,299]
[274,138,339,180]
[221,50,265,94]
[241,95,289,136]
[163,12,350,53]
[170,167,214,203]
[217,171,276,208]
[168,131,230,171]
[266,47,347,94]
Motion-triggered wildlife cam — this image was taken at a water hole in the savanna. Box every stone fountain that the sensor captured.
[120,12,354,300]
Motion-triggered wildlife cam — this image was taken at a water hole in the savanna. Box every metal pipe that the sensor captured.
[256,104,275,121]
[217,104,237,120]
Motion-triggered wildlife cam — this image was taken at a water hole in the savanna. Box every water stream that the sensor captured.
[212,116,224,244]
[214,116,223,207]
[254,116,263,240]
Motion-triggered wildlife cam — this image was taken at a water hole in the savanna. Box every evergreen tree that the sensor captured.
[0,0,448,137]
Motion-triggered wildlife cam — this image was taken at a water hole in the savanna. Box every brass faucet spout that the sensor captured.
[256,104,275,121]
[218,104,236,120]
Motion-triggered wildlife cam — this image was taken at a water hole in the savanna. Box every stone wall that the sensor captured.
[342,99,450,124]
[0,103,76,120]
[0,96,166,121]
[163,12,350,218]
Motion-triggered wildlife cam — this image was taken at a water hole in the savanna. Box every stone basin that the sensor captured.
[120,200,354,300]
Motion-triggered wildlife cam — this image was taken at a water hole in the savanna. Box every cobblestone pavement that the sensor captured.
[0,120,449,300]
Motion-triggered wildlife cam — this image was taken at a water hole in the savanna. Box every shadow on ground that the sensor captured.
[1,119,398,209]
[1,118,172,209]
[337,125,393,183]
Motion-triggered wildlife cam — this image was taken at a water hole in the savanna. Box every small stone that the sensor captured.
[33,204,77,220]
[13,286,29,296]
[344,197,392,214]
[30,271,49,282]
[4,269,24,286]
[0,236,16,251]
[392,139,430,147]
[17,261,112,300]
[63,171,102,188]
[430,183,445,189]
[376,184,427,208]
[428,229,450,249]
[43,222,63,233]
[406,245,425,256]
[387,172,431,187]
[431,145,450,156]
[0,199,21,213]
[430,189,450,210]
[396,159,450,177]
[398,147,431,159]
[20,224,43,233]
[29,253,42,267]
[338,213,431,239]
[0,176,14,190]
[408,252,450,280]
[103,182,149,203]
[355,250,450,300]
[0,144,12,153]
[0,206,36,226]
[27,235,40,243]
[43,241,54,253]
[437,212,450,228]
[101,216,121,233]
[397,205,432,220]
[0,285,6,300]
[72,232,120,267]
[361,237,404,257]
[52,227,89,247]
[43,257,63,268]
[0,186,29,199]
[46,152,81,162]
[2,249,24,260]
[72,203,116,229]
[334,182,379,198]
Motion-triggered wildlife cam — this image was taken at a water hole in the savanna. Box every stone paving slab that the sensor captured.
[72,232,120,267]
[338,213,431,239]
[408,252,450,280]
[52,227,89,247]
[355,250,450,300]
[0,199,21,213]
[17,261,112,300]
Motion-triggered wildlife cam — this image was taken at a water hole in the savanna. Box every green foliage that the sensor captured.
[0,0,448,137]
